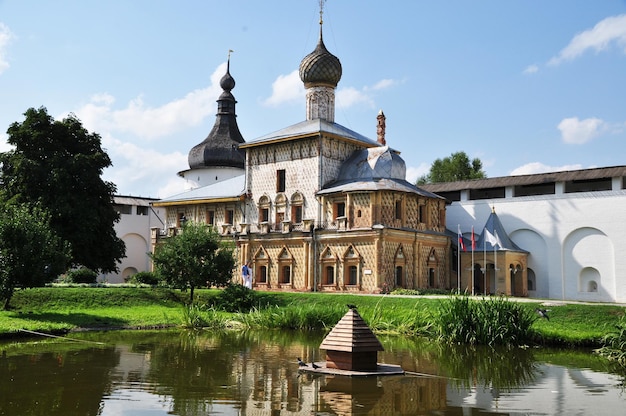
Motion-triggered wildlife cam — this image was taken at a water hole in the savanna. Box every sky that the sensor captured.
[1,1,625,199]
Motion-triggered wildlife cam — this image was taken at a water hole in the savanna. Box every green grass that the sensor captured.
[1,287,625,349]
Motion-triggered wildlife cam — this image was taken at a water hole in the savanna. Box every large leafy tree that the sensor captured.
[150,221,235,303]
[0,107,125,273]
[0,204,71,309]
[417,151,486,185]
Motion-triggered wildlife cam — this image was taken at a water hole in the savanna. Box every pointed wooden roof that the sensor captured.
[319,308,384,352]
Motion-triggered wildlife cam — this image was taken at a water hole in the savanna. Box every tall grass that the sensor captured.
[596,316,626,367]
[437,295,537,346]
[237,302,345,331]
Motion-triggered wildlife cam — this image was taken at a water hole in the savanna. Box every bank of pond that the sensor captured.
[2,285,626,366]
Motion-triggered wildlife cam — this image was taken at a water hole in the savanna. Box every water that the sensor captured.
[1,330,625,415]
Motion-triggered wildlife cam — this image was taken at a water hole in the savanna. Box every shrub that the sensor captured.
[128,271,159,286]
[210,284,259,312]
[63,268,98,284]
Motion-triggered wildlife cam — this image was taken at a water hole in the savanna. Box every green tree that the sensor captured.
[417,151,486,185]
[0,107,125,273]
[0,204,71,309]
[150,222,235,303]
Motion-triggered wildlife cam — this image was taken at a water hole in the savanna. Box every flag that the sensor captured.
[484,228,501,249]
[458,225,466,252]
[471,226,476,251]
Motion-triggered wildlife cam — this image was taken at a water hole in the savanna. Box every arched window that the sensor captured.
[320,246,337,287]
[253,246,270,286]
[290,192,304,224]
[342,245,361,287]
[277,246,294,287]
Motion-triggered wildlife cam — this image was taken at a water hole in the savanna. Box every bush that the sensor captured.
[63,268,97,284]
[127,271,159,286]
[210,283,260,312]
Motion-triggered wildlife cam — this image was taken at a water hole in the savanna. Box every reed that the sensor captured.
[437,295,537,346]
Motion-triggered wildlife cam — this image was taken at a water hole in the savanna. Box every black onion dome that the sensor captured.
[187,63,245,170]
[299,32,342,87]
[220,70,235,91]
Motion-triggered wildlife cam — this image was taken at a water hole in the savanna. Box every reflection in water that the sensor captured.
[0,330,625,415]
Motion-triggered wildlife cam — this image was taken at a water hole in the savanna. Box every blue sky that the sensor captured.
[1,1,625,198]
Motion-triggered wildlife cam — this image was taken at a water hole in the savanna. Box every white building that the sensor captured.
[98,196,165,283]
[422,166,626,303]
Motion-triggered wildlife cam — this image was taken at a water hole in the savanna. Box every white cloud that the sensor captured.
[74,63,227,140]
[0,133,13,153]
[523,64,539,74]
[509,162,584,176]
[0,23,15,75]
[557,117,607,144]
[262,70,304,106]
[548,14,626,66]
[337,86,374,108]
[101,133,188,198]
[406,163,430,184]
[365,78,398,91]
[262,73,398,110]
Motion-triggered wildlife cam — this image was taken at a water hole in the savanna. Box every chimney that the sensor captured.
[376,110,386,145]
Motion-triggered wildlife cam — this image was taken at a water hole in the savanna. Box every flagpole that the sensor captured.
[457,225,461,293]
[471,226,475,296]
[483,228,487,296]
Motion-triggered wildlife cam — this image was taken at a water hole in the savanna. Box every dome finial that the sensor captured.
[227,49,233,71]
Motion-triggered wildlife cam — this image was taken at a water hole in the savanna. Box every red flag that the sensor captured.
[471,226,476,251]
[458,225,466,252]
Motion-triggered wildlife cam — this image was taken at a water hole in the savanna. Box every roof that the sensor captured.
[456,209,528,253]
[319,308,384,353]
[317,178,444,199]
[153,175,246,207]
[114,196,159,206]
[421,165,626,193]
[240,119,380,148]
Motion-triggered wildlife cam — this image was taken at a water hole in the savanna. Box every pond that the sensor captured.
[1,330,625,415]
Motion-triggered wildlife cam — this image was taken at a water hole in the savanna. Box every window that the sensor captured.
[276,169,286,192]
[334,202,346,219]
[136,206,149,216]
[395,200,402,220]
[114,204,132,215]
[292,205,302,223]
[428,268,435,287]
[206,210,215,226]
[177,213,187,227]
[258,266,267,283]
[325,266,335,285]
[280,265,291,284]
[347,265,358,285]
[225,209,234,225]
[418,205,425,223]
[260,207,269,222]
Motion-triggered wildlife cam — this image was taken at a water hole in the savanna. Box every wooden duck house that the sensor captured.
[319,307,384,371]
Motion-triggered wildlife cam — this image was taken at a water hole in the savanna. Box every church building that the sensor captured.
[151,17,450,293]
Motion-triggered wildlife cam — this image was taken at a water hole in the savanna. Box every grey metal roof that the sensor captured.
[114,196,158,206]
[156,175,245,204]
[476,210,527,252]
[421,165,626,193]
[336,146,405,182]
[318,178,444,199]
[240,119,379,148]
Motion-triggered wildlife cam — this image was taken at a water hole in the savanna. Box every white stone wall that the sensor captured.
[445,191,626,302]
